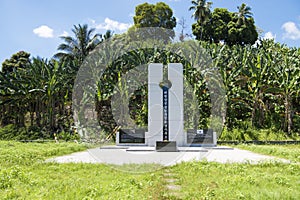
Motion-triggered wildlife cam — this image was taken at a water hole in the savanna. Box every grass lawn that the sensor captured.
[0,141,299,199]
[232,144,300,163]
[169,161,299,199]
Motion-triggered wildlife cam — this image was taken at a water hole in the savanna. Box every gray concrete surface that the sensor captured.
[46,146,290,165]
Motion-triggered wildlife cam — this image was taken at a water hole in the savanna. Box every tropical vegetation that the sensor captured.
[0,1,299,141]
[192,2,258,45]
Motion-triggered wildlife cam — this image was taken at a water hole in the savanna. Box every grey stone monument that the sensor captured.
[147,63,184,151]
[116,63,216,148]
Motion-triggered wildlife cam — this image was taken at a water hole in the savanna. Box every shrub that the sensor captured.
[0,125,50,140]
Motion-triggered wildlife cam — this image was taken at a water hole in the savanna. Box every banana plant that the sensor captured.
[243,46,274,128]
[214,44,247,128]
[266,47,300,134]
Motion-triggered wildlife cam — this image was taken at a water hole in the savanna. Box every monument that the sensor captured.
[116,63,216,149]
[148,63,184,151]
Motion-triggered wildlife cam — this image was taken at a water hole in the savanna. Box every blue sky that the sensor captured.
[1,0,300,64]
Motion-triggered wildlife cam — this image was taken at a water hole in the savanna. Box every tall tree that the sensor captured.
[189,0,212,40]
[193,8,232,43]
[192,6,258,45]
[1,51,31,127]
[54,24,101,64]
[189,0,212,25]
[2,51,30,74]
[227,17,258,46]
[133,2,176,29]
[236,3,253,25]
[131,2,177,41]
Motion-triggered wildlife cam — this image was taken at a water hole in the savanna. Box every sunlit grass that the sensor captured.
[0,141,299,199]
[169,161,300,199]
[234,144,300,163]
[0,141,165,199]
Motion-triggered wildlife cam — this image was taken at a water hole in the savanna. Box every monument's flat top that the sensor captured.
[47,146,290,165]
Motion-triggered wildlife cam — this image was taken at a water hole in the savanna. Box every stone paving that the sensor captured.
[47,146,290,165]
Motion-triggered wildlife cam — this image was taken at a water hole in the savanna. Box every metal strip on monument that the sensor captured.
[162,86,169,141]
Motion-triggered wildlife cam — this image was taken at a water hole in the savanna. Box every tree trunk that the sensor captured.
[284,95,292,134]
[251,100,258,127]
[49,98,55,131]
[36,98,41,127]
[258,103,264,128]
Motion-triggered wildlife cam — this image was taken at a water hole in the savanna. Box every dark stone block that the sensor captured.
[156,141,177,152]
[187,129,214,144]
[119,129,145,143]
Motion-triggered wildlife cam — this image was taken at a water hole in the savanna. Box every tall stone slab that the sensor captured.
[147,63,163,146]
[168,63,184,146]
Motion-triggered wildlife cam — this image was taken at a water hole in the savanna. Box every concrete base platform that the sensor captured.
[47,146,290,166]
[100,145,232,152]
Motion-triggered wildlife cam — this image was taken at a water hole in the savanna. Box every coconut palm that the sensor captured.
[189,0,212,41]
[189,0,212,25]
[54,24,101,64]
[102,30,113,40]
[236,3,253,25]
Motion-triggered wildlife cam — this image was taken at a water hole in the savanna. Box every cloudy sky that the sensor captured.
[1,0,300,63]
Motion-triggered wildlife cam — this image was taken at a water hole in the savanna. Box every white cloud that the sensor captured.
[263,31,276,40]
[33,25,54,38]
[59,31,69,37]
[282,21,300,40]
[88,18,96,24]
[95,18,132,32]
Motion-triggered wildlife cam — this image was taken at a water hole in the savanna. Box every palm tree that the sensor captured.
[236,3,253,25]
[54,24,101,64]
[189,0,212,25]
[102,30,113,40]
[189,0,212,41]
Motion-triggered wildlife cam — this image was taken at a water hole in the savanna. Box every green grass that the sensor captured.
[169,161,300,200]
[0,141,299,199]
[234,144,300,163]
[0,141,165,199]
